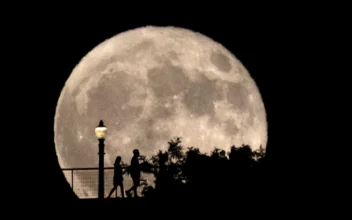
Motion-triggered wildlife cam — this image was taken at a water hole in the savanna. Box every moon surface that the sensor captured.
[54,26,267,197]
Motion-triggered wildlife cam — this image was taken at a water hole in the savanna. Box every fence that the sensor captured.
[62,167,155,199]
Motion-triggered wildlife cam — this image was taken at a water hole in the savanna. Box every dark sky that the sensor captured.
[22,12,311,202]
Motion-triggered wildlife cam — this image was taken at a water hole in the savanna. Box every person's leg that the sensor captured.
[133,186,138,197]
[126,176,135,192]
[125,181,133,197]
[107,186,116,198]
[126,177,134,192]
[126,185,133,193]
[133,177,139,197]
[120,183,125,198]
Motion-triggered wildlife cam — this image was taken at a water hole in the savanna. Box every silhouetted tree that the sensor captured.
[229,144,255,168]
[211,147,220,159]
[138,138,266,203]
[167,137,184,161]
[254,145,266,164]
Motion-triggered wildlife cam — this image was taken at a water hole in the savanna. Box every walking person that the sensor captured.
[107,156,125,198]
[125,149,141,198]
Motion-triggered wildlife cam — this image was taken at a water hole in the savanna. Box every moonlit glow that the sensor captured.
[54,26,267,197]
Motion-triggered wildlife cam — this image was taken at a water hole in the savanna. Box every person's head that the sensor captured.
[115,156,121,164]
[133,149,140,157]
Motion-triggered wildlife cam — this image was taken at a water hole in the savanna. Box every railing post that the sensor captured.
[71,169,74,189]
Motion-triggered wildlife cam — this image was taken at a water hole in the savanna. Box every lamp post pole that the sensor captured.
[95,120,107,200]
[98,138,105,200]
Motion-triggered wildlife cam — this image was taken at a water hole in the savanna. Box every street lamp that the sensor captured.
[95,120,107,200]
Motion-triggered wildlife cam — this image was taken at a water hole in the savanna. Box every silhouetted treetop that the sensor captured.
[167,137,184,160]
[138,137,266,200]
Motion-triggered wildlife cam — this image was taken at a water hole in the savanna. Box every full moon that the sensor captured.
[54,26,267,197]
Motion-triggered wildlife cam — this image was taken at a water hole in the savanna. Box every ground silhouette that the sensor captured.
[62,137,270,209]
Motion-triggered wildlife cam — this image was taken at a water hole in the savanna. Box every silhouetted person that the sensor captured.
[126,149,141,198]
[107,156,125,198]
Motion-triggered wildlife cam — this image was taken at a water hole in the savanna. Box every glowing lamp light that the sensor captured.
[95,120,107,140]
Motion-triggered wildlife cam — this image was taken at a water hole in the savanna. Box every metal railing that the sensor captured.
[62,167,155,199]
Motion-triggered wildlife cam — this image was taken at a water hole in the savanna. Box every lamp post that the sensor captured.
[95,120,107,200]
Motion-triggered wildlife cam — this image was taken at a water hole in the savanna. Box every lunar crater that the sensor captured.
[85,70,147,130]
[147,62,190,98]
[210,51,232,73]
[183,73,223,117]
